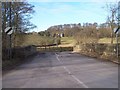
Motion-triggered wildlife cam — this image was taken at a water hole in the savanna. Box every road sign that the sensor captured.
[114,27,119,59]
[5,27,13,34]
[4,27,13,60]
[7,30,13,35]
[114,27,120,34]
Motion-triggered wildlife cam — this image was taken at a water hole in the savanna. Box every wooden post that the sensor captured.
[0,1,2,89]
[118,1,120,59]
[9,2,12,60]
[116,34,119,58]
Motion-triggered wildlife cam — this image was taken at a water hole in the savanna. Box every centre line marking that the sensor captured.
[55,53,89,88]
[71,75,89,88]
[63,66,71,75]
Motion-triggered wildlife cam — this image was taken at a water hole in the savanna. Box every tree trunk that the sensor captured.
[110,12,115,44]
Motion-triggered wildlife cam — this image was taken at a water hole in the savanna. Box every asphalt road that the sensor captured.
[2,51,118,88]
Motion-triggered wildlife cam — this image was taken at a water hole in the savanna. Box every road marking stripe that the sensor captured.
[71,75,89,88]
[55,53,89,88]
[55,53,59,60]
[63,66,71,75]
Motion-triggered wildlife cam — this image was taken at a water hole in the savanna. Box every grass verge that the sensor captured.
[2,52,38,75]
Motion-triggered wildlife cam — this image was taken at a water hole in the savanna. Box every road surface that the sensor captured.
[2,51,118,88]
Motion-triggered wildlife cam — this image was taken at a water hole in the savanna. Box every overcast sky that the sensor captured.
[28,0,119,32]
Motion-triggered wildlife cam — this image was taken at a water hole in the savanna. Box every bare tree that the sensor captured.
[2,1,36,47]
[105,2,118,44]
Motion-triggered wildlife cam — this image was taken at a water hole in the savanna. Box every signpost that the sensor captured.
[5,27,13,60]
[113,1,120,59]
[118,1,120,27]
[114,27,120,58]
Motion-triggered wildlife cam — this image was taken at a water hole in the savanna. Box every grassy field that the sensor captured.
[15,35,75,47]
[58,37,75,47]
[15,34,55,47]
[59,37,120,48]
[15,34,120,47]
[59,37,120,46]
[98,37,120,44]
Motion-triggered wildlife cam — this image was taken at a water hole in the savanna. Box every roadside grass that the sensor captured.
[2,54,37,74]
[3,59,19,70]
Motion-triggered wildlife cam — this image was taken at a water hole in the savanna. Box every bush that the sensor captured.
[74,27,99,45]
[77,43,120,62]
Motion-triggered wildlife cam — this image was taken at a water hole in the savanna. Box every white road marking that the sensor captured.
[55,53,62,64]
[55,53,89,88]
[71,75,89,88]
[63,66,71,75]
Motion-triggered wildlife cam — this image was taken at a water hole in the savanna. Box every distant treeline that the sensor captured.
[38,22,117,37]
[37,22,119,44]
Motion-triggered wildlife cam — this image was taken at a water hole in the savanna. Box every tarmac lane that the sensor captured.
[2,52,118,88]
